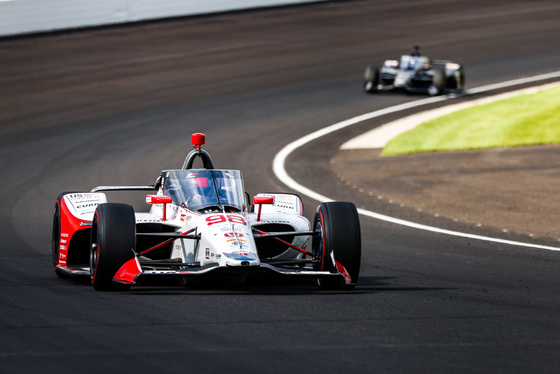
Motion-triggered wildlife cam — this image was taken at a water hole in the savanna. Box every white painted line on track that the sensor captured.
[273,71,560,252]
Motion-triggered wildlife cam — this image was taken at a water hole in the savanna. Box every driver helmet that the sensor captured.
[195,177,213,197]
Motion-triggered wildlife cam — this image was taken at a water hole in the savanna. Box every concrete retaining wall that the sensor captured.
[0,0,320,37]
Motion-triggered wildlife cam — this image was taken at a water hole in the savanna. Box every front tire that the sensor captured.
[430,68,445,95]
[455,67,465,91]
[312,202,361,289]
[90,203,136,291]
[364,66,380,93]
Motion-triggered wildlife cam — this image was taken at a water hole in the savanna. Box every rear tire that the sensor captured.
[90,203,136,291]
[312,202,361,289]
[456,67,465,91]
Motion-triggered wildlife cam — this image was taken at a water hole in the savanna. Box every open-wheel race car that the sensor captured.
[364,46,465,95]
[52,133,361,291]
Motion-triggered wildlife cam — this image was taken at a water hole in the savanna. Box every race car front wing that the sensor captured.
[113,258,352,286]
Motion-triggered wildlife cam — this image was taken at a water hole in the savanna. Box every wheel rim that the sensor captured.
[90,243,98,282]
[313,220,324,270]
[89,216,98,283]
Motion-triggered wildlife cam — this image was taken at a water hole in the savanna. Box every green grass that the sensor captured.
[381,85,560,156]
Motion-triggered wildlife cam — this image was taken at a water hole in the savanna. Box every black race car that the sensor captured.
[364,46,465,95]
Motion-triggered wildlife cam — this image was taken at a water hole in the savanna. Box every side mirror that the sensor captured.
[253,196,274,222]
[146,195,173,221]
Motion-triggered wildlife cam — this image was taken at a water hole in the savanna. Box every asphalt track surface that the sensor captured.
[1,1,560,373]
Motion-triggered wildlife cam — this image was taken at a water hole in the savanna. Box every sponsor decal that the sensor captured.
[259,219,291,224]
[220,225,246,232]
[224,232,245,239]
[68,193,100,199]
[66,193,106,218]
[61,233,69,238]
[255,194,302,214]
[60,239,67,244]
[227,237,247,245]
[75,203,99,209]
[80,222,93,226]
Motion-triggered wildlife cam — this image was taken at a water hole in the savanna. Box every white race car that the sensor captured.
[52,133,361,291]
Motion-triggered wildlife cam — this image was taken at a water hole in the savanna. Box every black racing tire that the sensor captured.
[364,65,379,93]
[431,68,445,95]
[446,66,465,92]
[456,67,465,91]
[312,202,361,289]
[90,203,136,291]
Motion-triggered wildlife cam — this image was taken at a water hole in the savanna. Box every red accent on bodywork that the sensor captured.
[336,261,353,285]
[58,198,91,266]
[253,196,274,205]
[138,230,197,256]
[146,195,172,204]
[255,229,311,256]
[254,196,274,221]
[191,133,206,149]
[205,214,247,226]
[146,195,172,221]
[113,258,142,284]
[318,212,352,284]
